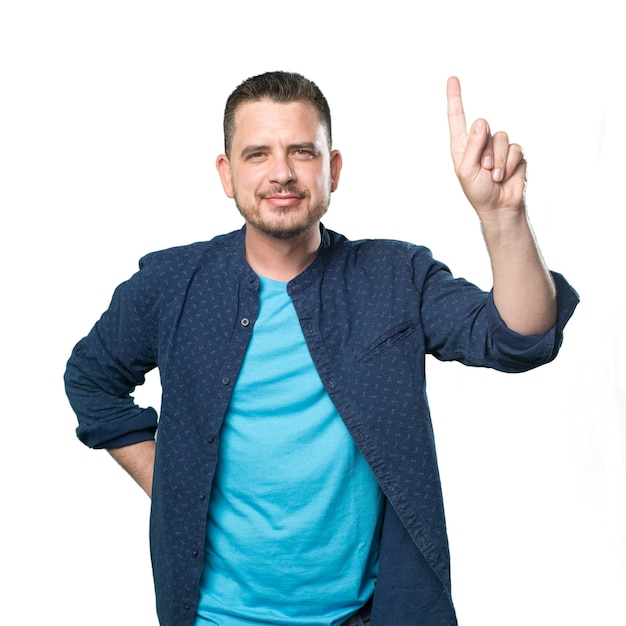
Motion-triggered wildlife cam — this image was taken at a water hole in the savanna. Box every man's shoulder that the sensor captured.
[138,229,243,272]
[326,228,432,261]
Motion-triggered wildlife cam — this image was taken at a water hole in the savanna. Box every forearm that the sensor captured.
[482,211,557,336]
[108,440,156,498]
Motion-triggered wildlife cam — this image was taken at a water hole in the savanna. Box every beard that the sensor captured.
[234,183,331,240]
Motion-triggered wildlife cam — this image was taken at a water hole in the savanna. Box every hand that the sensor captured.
[447,76,526,221]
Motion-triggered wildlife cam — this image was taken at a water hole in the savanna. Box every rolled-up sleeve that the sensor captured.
[64,266,159,449]
[421,255,579,372]
[483,271,580,372]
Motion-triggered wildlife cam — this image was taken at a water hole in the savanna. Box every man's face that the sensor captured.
[217,99,342,240]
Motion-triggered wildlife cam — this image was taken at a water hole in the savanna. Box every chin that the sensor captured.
[241,206,328,241]
[258,221,316,240]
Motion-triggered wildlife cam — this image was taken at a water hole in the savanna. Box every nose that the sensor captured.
[268,155,295,186]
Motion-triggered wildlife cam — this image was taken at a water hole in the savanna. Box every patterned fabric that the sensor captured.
[195,275,383,624]
[64,225,579,626]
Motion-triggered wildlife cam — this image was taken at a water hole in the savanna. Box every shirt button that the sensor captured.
[240,318,250,327]
[192,549,199,557]
[207,434,216,444]
[221,377,230,386]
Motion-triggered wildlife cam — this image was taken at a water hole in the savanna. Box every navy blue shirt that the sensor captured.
[64,226,579,626]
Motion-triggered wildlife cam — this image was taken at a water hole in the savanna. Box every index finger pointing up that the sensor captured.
[447,76,468,166]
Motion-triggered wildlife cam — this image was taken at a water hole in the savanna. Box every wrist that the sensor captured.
[479,207,530,244]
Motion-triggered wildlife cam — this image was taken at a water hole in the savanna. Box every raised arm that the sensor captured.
[446,76,556,335]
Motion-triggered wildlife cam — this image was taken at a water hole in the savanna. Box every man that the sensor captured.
[65,71,579,625]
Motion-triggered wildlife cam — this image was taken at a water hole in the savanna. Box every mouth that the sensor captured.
[262,194,305,208]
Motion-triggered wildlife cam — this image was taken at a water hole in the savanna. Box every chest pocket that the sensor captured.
[355,320,417,364]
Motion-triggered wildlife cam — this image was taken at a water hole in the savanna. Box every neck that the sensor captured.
[244,224,321,281]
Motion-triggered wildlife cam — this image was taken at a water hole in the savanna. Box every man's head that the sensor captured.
[223,71,332,159]
[217,71,342,242]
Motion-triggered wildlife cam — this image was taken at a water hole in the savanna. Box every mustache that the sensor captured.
[258,185,307,199]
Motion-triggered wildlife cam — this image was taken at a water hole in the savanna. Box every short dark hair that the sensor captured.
[223,71,332,157]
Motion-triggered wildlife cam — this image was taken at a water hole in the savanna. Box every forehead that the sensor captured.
[231,99,327,147]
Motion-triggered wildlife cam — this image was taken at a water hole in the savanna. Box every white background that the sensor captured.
[1,1,624,624]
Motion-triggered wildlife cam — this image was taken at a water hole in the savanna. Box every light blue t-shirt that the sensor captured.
[195,276,383,626]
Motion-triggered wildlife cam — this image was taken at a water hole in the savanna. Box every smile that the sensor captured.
[263,195,304,208]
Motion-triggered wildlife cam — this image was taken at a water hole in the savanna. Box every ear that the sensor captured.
[216,154,234,198]
[329,149,343,192]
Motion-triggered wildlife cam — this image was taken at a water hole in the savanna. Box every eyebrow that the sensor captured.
[239,142,321,158]
[240,145,269,158]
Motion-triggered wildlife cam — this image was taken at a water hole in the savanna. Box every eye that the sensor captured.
[292,148,317,159]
